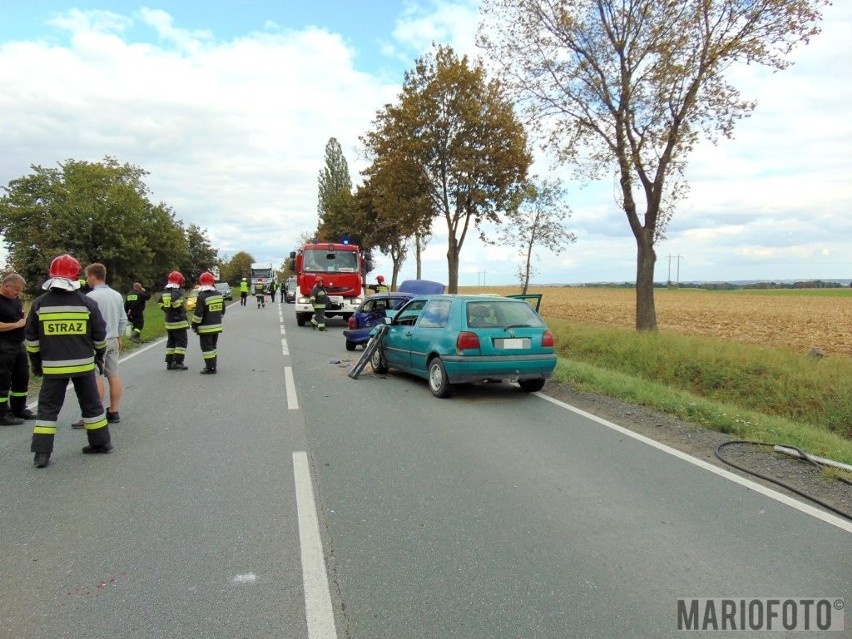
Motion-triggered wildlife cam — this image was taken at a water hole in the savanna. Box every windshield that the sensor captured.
[250,268,273,278]
[303,249,358,273]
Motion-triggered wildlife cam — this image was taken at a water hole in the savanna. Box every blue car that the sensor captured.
[343,280,444,351]
[369,294,557,398]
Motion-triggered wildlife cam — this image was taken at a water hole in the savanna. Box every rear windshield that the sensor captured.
[466,300,545,328]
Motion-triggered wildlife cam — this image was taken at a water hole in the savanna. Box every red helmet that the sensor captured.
[377,275,385,283]
[167,271,185,286]
[49,254,81,280]
[199,271,215,286]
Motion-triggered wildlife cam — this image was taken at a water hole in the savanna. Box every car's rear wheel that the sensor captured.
[370,346,387,374]
[428,357,452,398]
[519,379,545,393]
[345,339,356,351]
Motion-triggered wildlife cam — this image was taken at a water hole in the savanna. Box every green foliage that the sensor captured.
[219,251,255,284]
[361,44,531,293]
[547,319,852,441]
[182,223,218,285]
[0,156,215,293]
[499,178,576,293]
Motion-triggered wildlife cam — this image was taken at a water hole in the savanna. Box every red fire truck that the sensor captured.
[290,241,364,326]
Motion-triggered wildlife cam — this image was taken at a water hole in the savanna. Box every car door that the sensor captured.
[382,298,428,370]
[407,299,453,373]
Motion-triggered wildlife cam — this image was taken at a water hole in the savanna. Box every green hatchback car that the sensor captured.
[370,294,557,398]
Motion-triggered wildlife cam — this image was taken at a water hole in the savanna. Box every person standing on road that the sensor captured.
[124,282,151,343]
[26,254,112,468]
[309,277,328,331]
[159,271,189,371]
[268,280,277,304]
[0,273,36,425]
[191,271,225,375]
[280,280,287,303]
[71,263,126,427]
[254,281,266,308]
[239,277,249,306]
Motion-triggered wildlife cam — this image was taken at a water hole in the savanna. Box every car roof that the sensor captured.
[398,279,445,294]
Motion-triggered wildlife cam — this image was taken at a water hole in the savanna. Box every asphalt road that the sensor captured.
[1,297,849,638]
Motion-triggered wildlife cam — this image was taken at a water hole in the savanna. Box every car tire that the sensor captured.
[519,379,546,393]
[370,346,387,374]
[345,339,356,351]
[428,357,452,398]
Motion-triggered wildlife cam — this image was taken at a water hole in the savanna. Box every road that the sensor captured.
[1,297,849,638]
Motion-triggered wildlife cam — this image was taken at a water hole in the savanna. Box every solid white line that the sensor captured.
[284,366,298,410]
[293,451,338,639]
[536,393,852,534]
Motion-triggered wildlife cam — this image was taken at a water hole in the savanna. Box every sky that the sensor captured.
[1,1,850,286]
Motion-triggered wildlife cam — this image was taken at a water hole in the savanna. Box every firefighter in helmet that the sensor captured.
[239,277,249,306]
[372,274,389,294]
[25,254,112,468]
[309,277,328,331]
[159,271,189,370]
[191,271,225,374]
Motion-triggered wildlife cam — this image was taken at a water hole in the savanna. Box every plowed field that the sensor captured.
[461,287,852,358]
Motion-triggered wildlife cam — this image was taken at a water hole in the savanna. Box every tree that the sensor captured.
[361,44,531,293]
[222,251,255,283]
[499,178,576,293]
[0,156,189,294]
[317,137,354,237]
[478,0,827,329]
[182,223,218,285]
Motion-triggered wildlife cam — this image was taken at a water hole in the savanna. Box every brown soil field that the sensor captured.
[460,286,852,358]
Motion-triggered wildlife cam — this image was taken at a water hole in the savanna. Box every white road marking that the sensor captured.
[284,366,298,410]
[281,338,290,357]
[536,393,852,533]
[293,451,338,639]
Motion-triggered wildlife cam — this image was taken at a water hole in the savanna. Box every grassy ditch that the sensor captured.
[548,319,852,465]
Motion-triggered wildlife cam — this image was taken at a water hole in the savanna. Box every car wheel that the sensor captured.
[370,346,387,374]
[519,379,545,393]
[296,313,309,326]
[428,357,452,398]
[345,339,356,351]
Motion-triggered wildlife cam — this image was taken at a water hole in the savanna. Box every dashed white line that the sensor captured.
[284,366,298,410]
[293,451,338,639]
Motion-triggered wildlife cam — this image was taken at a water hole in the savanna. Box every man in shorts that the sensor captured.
[72,263,127,427]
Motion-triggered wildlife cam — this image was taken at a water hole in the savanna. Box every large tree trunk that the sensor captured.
[635,231,658,331]
[446,238,460,293]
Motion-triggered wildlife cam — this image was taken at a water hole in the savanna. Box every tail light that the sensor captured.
[347,317,357,329]
[456,331,480,350]
[541,330,555,348]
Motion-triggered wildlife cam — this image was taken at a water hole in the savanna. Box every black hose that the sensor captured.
[714,440,852,521]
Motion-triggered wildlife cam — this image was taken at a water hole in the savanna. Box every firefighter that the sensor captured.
[371,274,389,294]
[26,254,112,468]
[268,279,277,303]
[239,277,249,306]
[159,271,189,371]
[124,282,150,342]
[254,280,266,308]
[191,271,225,375]
[309,277,329,331]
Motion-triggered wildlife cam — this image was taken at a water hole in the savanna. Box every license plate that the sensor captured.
[329,296,343,304]
[495,338,530,349]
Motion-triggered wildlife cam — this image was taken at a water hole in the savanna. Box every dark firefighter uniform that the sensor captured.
[25,289,110,457]
[0,289,32,423]
[309,281,328,330]
[254,282,266,308]
[160,285,189,370]
[124,285,151,342]
[191,288,225,374]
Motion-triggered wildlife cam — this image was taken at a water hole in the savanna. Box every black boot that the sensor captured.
[34,452,50,468]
